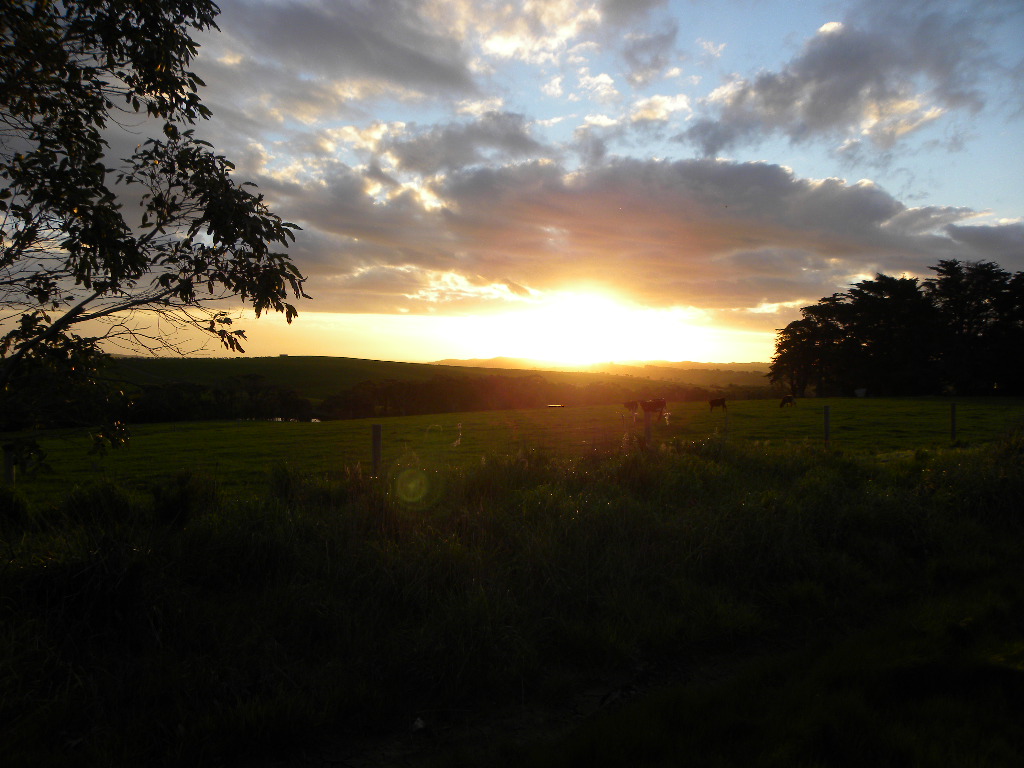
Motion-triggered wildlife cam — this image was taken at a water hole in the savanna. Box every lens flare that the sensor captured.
[390,460,443,509]
[395,467,429,504]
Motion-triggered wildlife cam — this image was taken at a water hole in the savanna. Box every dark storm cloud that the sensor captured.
[384,112,548,174]
[676,0,1023,156]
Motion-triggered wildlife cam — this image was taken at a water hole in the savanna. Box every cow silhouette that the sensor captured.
[641,398,667,418]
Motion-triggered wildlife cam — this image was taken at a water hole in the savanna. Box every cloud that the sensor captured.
[577,69,620,102]
[256,153,1018,318]
[462,0,601,65]
[457,97,505,116]
[572,127,610,166]
[167,0,1022,339]
[542,75,564,97]
[621,25,678,87]
[383,112,548,174]
[630,93,691,123]
[599,0,668,25]
[212,0,477,99]
[698,39,725,59]
[944,222,1024,262]
[676,0,1023,157]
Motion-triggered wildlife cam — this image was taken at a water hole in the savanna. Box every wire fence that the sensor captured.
[360,397,1024,472]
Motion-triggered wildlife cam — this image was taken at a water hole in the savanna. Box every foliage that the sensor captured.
[770,259,1024,396]
[0,0,306,443]
[125,373,313,423]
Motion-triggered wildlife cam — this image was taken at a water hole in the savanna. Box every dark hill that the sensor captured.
[108,355,770,401]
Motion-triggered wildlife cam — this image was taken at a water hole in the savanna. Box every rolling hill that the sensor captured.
[433,357,772,388]
[106,355,773,401]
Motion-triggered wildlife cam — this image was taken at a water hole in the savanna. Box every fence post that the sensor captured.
[823,405,831,449]
[371,424,382,476]
[950,402,957,443]
[643,409,652,445]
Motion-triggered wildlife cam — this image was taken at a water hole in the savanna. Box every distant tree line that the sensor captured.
[770,259,1024,397]
[126,374,314,423]
[122,371,774,424]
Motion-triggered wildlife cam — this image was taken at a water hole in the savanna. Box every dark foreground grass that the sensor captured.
[482,586,1024,768]
[2,433,1023,766]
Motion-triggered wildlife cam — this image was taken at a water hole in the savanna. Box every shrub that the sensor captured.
[151,470,220,529]
[0,483,32,537]
[60,480,142,530]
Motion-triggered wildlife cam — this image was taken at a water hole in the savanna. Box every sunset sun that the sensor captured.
[519,292,639,364]
[460,291,728,365]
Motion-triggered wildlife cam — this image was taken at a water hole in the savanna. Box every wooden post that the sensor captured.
[643,409,652,445]
[950,402,957,443]
[371,424,382,476]
[823,405,831,449]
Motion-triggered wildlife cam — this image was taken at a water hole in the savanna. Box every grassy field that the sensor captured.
[2,398,1023,766]
[14,396,1024,508]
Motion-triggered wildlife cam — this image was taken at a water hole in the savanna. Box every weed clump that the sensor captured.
[151,470,220,529]
[0,483,32,537]
[60,479,141,530]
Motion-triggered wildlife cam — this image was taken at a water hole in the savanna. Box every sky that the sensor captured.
[169,0,1023,364]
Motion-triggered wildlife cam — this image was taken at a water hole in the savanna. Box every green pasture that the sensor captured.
[13,396,1024,507]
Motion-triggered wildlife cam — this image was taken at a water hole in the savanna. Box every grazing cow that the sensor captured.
[641,398,667,419]
[708,397,727,412]
[623,400,639,413]
[780,395,796,408]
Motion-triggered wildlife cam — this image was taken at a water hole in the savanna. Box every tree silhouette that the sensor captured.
[1,0,306,446]
[770,260,1024,397]
[923,260,1017,394]
[843,274,939,395]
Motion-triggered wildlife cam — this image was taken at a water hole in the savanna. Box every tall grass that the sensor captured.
[2,434,1022,766]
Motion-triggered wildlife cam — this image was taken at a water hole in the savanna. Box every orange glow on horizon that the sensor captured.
[95,298,776,365]
[474,291,713,365]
